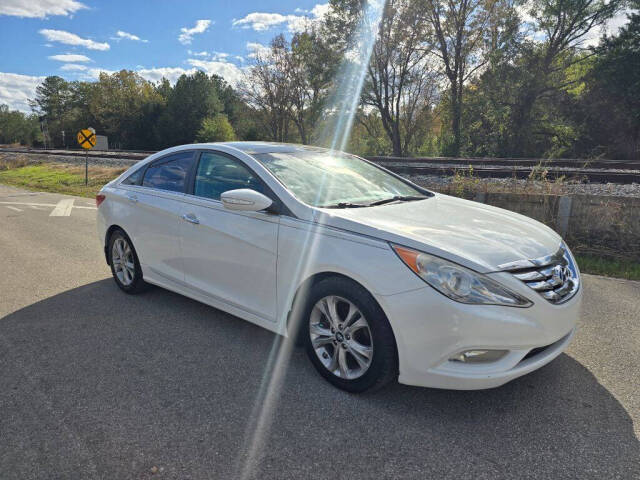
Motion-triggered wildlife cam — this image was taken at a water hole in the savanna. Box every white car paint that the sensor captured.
[97,142,581,390]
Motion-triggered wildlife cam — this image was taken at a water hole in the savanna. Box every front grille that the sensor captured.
[499,245,580,304]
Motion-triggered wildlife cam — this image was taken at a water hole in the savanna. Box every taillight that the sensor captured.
[96,194,106,207]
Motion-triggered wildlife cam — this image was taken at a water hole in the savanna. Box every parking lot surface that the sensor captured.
[0,185,638,479]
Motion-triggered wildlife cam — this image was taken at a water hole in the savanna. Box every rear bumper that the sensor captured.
[376,281,582,390]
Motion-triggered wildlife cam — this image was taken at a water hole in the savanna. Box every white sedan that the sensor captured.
[96,142,581,392]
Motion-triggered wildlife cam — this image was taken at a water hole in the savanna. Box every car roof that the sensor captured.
[215,141,328,155]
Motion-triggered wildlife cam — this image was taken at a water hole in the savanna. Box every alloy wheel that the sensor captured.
[112,237,135,286]
[309,295,374,380]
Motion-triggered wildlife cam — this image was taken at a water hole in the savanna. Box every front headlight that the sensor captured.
[391,245,533,307]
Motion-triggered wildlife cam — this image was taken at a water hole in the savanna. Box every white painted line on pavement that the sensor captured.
[49,199,75,217]
[0,201,55,207]
[5,206,22,212]
[0,200,96,211]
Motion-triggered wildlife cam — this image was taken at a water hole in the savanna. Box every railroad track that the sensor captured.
[370,156,640,170]
[0,147,149,160]
[2,148,639,184]
[380,164,640,184]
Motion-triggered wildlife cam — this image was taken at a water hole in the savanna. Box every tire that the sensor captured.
[302,277,398,393]
[107,229,148,294]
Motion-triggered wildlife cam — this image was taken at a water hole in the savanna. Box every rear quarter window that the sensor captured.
[121,168,143,185]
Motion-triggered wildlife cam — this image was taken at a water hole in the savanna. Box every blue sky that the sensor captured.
[0,0,329,111]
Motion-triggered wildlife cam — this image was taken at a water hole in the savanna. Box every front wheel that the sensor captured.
[303,277,398,393]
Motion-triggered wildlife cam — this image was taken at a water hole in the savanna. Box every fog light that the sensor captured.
[450,349,508,363]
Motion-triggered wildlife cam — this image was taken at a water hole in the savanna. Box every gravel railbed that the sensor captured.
[382,161,640,174]
[409,174,640,197]
[1,152,141,168]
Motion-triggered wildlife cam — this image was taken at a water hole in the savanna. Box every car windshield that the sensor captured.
[253,150,428,207]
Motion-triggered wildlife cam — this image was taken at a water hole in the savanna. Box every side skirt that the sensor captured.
[142,268,287,336]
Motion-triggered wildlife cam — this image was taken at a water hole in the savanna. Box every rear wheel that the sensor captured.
[108,229,147,294]
[303,277,397,393]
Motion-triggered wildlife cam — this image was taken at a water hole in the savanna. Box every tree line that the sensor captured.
[1,0,638,159]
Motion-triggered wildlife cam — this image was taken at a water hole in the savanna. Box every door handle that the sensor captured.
[182,213,200,224]
[126,194,138,203]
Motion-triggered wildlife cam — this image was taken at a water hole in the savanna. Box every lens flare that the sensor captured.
[234,2,386,479]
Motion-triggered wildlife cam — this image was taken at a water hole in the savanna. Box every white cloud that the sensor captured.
[60,63,87,71]
[82,68,116,80]
[137,63,244,87]
[187,50,231,61]
[233,12,292,31]
[114,30,148,42]
[0,72,44,112]
[0,0,86,18]
[39,29,110,50]
[178,19,212,45]
[311,3,330,19]
[48,54,91,62]
[187,59,245,86]
[188,50,209,57]
[246,42,270,59]
[583,9,632,47]
[137,67,195,84]
[518,3,634,46]
[232,4,330,33]
[80,63,243,87]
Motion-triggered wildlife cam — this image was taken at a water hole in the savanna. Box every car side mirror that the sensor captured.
[220,189,274,212]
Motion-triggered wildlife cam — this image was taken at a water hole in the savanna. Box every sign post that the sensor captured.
[77,128,96,185]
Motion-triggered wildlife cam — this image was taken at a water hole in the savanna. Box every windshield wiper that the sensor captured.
[320,202,369,209]
[320,195,427,209]
[367,195,428,206]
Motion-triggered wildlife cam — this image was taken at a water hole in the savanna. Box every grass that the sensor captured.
[575,254,640,281]
[0,156,124,198]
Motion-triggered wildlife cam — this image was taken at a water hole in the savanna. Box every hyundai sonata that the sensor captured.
[96,142,581,392]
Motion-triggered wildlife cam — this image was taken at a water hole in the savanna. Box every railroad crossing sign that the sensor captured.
[77,128,96,149]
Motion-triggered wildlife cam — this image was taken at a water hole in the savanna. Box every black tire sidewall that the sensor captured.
[303,277,398,393]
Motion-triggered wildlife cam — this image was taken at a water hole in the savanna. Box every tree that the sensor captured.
[29,76,73,147]
[0,105,42,146]
[362,0,439,155]
[502,0,623,155]
[574,8,640,159]
[89,70,164,149]
[196,114,236,142]
[160,71,223,146]
[287,29,337,144]
[241,35,293,142]
[424,0,498,155]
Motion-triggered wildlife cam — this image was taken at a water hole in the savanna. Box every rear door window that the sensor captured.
[142,151,195,193]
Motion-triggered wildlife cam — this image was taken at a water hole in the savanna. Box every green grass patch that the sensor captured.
[0,163,123,198]
[575,254,640,281]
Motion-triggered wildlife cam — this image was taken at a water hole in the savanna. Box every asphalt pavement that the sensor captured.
[0,184,638,479]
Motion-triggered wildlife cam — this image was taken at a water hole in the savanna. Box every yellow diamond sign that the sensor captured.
[77,129,96,149]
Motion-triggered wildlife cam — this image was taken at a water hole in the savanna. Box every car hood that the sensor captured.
[316,193,561,272]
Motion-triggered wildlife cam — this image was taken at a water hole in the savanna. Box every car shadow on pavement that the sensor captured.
[1,279,638,479]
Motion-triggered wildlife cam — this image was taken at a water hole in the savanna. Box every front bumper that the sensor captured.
[376,274,582,390]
